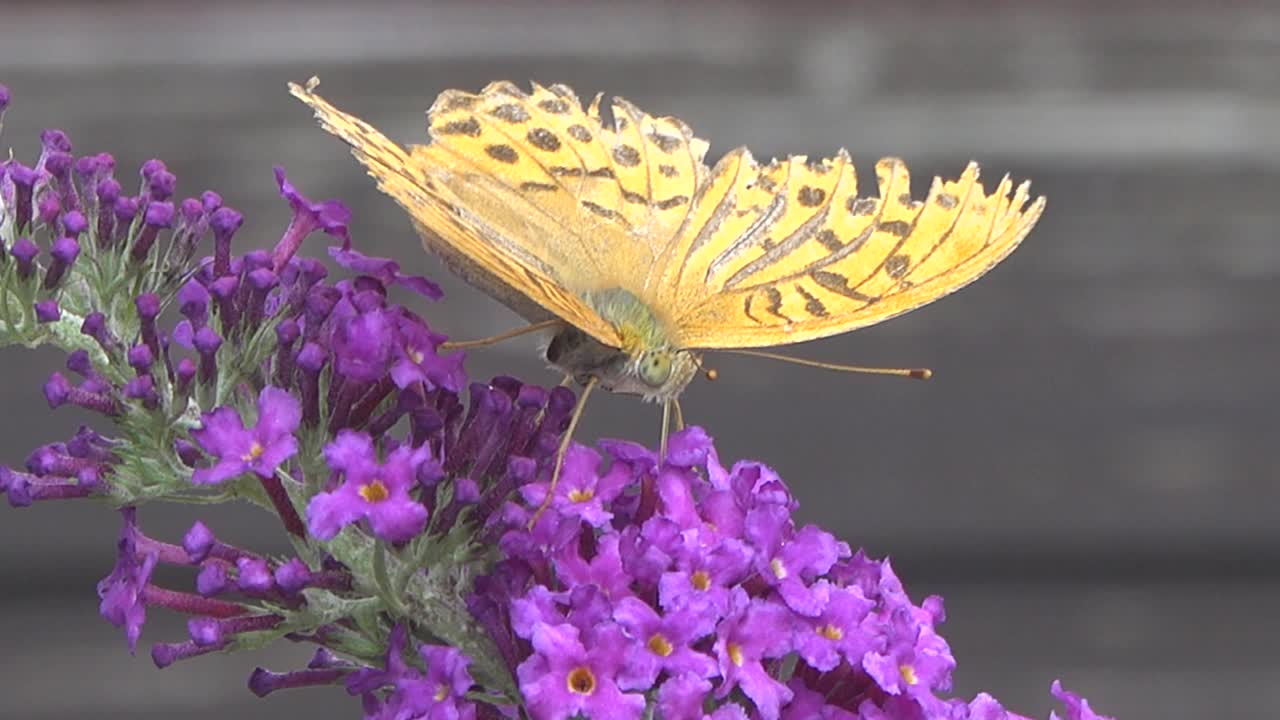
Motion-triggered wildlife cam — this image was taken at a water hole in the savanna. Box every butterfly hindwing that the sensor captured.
[669,155,1045,349]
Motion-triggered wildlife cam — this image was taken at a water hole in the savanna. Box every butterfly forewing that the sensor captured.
[604,97,709,248]
[288,80,623,346]
[416,82,710,311]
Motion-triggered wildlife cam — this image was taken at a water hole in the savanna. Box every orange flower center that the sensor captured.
[646,633,674,657]
[241,441,264,462]
[433,684,449,702]
[691,570,711,592]
[566,666,596,696]
[568,488,594,503]
[900,664,919,686]
[728,642,744,667]
[359,479,390,503]
[818,624,844,641]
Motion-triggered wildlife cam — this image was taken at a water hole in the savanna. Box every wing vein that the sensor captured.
[720,153,851,290]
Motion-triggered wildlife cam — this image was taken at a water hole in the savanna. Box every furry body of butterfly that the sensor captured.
[289,76,1045,462]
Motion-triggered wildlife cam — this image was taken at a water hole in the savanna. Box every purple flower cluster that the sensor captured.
[0,82,1115,720]
[473,429,1072,719]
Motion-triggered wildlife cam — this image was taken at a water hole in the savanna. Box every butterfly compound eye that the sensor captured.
[638,351,672,388]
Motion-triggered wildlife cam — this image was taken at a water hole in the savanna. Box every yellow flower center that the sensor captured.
[568,487,594,503]
[241,441,264,462]
[691,570,711,592]
[900,664,919,686]
[408,347,425,364]
[566,666,596,696]
[646,633,674,657]
[770,557,787,579]
[728,642,744,667]
[818,624,844,641]
[359,479,390,503]
[433,684,449,702]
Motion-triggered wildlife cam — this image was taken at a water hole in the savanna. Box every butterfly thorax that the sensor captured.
[544,288,699,403]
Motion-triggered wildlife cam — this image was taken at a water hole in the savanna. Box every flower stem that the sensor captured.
[259,473,306,539]
[140,585,247,618]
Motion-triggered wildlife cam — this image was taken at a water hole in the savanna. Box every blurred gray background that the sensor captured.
[2,1,1277,718]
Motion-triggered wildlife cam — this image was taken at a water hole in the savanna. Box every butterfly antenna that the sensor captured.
[441,319,562,351]
[528,376,598,529]
[719,348,932,380]
[691,354,719,382]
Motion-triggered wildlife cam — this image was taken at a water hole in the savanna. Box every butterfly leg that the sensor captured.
[659,401,671,462]
[528,376,598,529]
[657,399,687,462]
[440,319,561,351]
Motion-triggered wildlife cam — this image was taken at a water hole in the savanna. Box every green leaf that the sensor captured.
[296,589,383,627]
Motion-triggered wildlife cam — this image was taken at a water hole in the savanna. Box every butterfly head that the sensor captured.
[545,288,699,403]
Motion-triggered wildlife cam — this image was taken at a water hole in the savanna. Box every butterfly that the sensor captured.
[290,77,1045,516]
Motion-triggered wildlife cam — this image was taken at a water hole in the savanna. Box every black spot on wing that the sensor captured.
[762,287,787,320]
[519,181,558,192]
[526,128,562,152]
[744,295,764,325]
[885,254,910,278]
[648,131,682,153]
[847,197,877,216]
[490,104,529,124]
[815,229,843,252]
[878,220,911,238]
[613,145,641,167]
[440,94,478,111]
[538,98,570,114]
[794,284,829,317]
[581,200,618,219]
[485,144,519,164]
[439,117,481,136]
[806,158,831,174]
[797,186,826,208]
[811,270,878,303]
